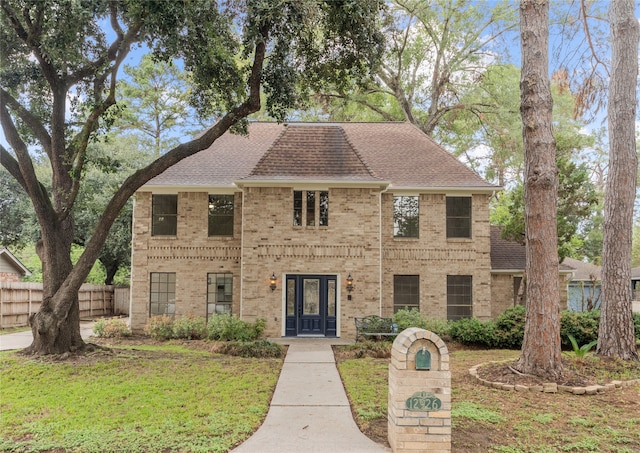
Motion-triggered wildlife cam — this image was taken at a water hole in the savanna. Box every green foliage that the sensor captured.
[172,315,207,340]
[392,309,450,336]
[92,318,131,338]
[206,314,266,342]
[144,315,175,340]
[560,310,600,348]
[493,305,526,349]
[212,340,284,358]
[452,401,506,424]
[567,334,598,358]
[448,318,496,346]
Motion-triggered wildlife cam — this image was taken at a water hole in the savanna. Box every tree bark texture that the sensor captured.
[598,0,639,360]
[516,0,563,380]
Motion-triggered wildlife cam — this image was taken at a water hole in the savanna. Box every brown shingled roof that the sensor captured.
[490,225,526,270]
[144,122,499,190]
[245,124,381,181]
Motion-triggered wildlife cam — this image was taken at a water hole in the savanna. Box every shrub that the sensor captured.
[144,315,175,340]
[448,317,496,347]
[493,305,525,349]
[392,309,450,337]
[211,340,284,358]
[172,315,207,340]
[560,310,599,349]
[634,313,640,341]
[206,314,266,342]
[93,318,131,338]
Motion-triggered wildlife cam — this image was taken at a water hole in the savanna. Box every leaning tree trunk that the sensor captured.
[22,215,85,355]
[516,0,563,380]
[597,0,639,360]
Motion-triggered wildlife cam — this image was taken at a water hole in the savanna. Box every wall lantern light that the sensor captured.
[346,274,354,293]
[270,273,277,291]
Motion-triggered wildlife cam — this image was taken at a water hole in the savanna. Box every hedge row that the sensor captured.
[392,307,640,350]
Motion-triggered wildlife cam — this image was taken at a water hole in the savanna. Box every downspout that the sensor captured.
[239,186,245,319]
[379,185,389,316]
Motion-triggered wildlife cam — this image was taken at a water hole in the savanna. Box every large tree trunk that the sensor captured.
[22,216,85,355]
[597,0,639,360]
[516,0,563,380]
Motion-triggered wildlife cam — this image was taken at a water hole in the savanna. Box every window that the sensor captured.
[393,196,419,238]
[149,272,176,316]
[207,273,233,318]
[208,194,234,236]
[446,197,472,238]
[447,275,472,320]
[293,190,329,227]
[152,194,178,236]
[394,275,419,312]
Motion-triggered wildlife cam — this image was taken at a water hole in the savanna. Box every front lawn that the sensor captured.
[336,343,640,453]
[0,343,282,453]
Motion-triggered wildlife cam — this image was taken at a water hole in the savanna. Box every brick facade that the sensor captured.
[130,187,494,337]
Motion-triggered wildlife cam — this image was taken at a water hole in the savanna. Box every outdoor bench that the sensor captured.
[354,315,399,342]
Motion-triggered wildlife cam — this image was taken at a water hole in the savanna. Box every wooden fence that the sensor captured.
[0,282,130,329]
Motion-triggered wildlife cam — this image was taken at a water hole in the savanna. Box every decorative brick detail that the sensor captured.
[388,328,451,452]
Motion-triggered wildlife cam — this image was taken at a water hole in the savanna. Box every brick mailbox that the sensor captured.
[388,327,451,453]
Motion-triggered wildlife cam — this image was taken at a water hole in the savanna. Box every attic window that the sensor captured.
[294,190,328,227]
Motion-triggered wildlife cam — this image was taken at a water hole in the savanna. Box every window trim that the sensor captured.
[293,190,329,228]
[208,194,235,237]
[446,196,472,239]
[149,272,176,317]
[151,194,178,236]
[207,273,233,319]
[393,195,419,238]
[393,274,420,313]
[446,275,472,320]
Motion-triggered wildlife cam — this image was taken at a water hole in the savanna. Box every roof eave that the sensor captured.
[234,179,391,189]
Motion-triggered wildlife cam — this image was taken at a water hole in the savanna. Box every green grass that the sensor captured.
[0,345,282,453]
[0,326,30,335]
[336,346,640,452]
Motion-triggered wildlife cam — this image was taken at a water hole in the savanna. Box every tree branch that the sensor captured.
[0,88,52,157]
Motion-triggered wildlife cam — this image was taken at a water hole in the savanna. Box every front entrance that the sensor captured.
[285,275,337,337]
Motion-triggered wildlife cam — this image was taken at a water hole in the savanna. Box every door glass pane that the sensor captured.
[287,279,296,316]
[303,279,320,315]
[327,280,336,316]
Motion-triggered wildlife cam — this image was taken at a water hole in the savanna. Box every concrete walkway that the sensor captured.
[0,321,96,351]
[231,339,390,453]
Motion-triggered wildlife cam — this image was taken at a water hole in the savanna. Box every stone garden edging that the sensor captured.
[469,361,640,395]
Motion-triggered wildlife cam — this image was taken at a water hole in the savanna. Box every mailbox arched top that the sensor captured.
[391,328,450,371]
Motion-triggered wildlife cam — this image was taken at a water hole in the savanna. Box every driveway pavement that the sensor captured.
[0,321,96,350]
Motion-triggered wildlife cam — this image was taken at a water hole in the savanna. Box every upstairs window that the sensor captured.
[208,194,234,236]
[393,196,419,238]
[293,190,328,227]
[152,194,177,236]
[446,196,472,238]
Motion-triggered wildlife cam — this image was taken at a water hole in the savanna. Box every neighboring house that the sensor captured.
[0,248,31,282]
[130,122,503,338]
[564,257,602,312]
[489,226,572,318]
[632,267,640,313]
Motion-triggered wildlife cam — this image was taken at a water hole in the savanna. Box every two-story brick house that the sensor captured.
[129,122,500,338]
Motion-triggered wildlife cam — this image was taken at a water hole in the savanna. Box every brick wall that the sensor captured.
[130,188,494,337]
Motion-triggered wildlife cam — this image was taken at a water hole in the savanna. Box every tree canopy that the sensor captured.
[0,0,385,355]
